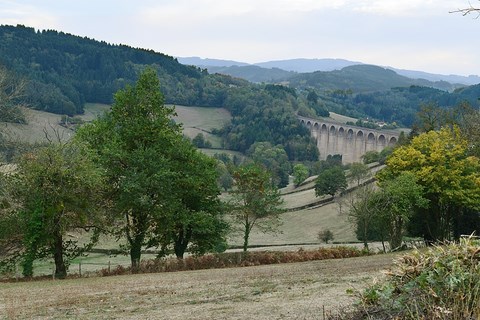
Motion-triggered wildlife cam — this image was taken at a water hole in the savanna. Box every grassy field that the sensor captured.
[1,103,230,145]
[0,253,397,319]
[1,108,73,143]
[172,105,231,149]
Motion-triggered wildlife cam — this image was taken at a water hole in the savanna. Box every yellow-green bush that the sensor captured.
[354,237,480,319]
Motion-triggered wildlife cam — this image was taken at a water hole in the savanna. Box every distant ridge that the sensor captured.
[177,57,479,86]
[177,57,249,67]
[254,58,362,73]
[391,68,480,86]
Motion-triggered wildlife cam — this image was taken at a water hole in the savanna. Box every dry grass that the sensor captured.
[1,108,72,144]
[0,254,397,319]
[228,202,356,247]
[173,105,231,148]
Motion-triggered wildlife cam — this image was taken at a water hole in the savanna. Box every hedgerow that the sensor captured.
[99,246,365,276]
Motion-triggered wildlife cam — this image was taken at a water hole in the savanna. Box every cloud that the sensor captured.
[351,0,469,16]
[135,0,350,25]
[0,1,59,29]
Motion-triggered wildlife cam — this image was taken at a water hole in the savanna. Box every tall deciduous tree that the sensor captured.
[0,66,26,124]
[230,163,284,252]
[155,139,228,259]
[376,173,429,250]
[345,184,384,251]
[1,141,105,278]
[77,68,183,271]
[78,68,227,269]
[378,126,480,242]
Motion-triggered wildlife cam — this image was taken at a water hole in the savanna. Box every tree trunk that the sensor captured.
[174,227,192,259]
[130,240,142,273]
[129,231,145,273]
[390,218,403,250]
[243,224,251,252]
[53,228,67,279]
[127,212,146,273]
[362,222,369,252]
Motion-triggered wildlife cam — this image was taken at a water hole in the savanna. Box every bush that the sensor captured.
[343,237,480,319]
[318,229,334,244]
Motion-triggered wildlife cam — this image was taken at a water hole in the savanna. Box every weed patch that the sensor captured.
[332,237,480,319]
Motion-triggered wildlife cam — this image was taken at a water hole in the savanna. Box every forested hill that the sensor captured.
[0,24,318,162]
[0,24,249,115]
[286,65,458,92]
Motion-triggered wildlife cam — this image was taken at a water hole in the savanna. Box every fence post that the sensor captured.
[15,264,18,282]
[108,261,111,273]
[79,261,82,277]
[52,264,55,280]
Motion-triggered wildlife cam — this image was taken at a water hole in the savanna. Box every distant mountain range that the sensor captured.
[177,57,480,86]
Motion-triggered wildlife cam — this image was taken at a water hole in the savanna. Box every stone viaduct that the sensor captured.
[298,116,400,164]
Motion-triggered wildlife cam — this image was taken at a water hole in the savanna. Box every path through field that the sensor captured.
[1,254,397,319]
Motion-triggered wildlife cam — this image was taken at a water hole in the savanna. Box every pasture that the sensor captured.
[0,253,397,319]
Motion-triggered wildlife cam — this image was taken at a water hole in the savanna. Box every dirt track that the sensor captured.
[1,253,397,319]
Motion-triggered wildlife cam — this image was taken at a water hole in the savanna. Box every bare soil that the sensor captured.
[0,254,397,319]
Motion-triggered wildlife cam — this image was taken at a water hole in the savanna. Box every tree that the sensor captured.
[1,140,105,278]
[155,139,228,259]
[317,229,334,244]
[345,184,385,251]
[217,162,234,191]
[78,68,227,268]
[378,126,480,242]
[376,173,429,250]
[0,66,26,124]
[192,133,212,148]
[362,150,380,164]
[347,162,370,186]
[77,68,184,271]
[315,166,347,197]
[247,142,291,188]
[293,163,309,187]
[451,1,480,17]
[230,163,284,252]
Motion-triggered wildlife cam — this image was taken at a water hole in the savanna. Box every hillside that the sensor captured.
[179,56,480,86]
[0,25,206,115]
[207,65,295,83]
[0,25,319,159]
[286,64,459,92]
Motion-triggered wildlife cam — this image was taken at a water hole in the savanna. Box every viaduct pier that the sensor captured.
[299,116,400,163]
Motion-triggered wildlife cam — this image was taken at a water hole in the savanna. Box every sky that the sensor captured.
[0,0,479,76]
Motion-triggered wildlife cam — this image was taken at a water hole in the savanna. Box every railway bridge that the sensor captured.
[299,116,400,163]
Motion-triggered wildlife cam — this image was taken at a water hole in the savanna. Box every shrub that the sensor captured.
[343,237,480,320]
[318,229,334,244]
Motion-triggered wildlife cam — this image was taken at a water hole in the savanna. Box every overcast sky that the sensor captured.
[0,0,478,75]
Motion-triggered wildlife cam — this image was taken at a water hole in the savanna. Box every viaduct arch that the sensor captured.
[298,116,400,164]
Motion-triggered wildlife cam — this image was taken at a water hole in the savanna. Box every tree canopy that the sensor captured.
[315,166,347,197]
[378,126,480,241]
